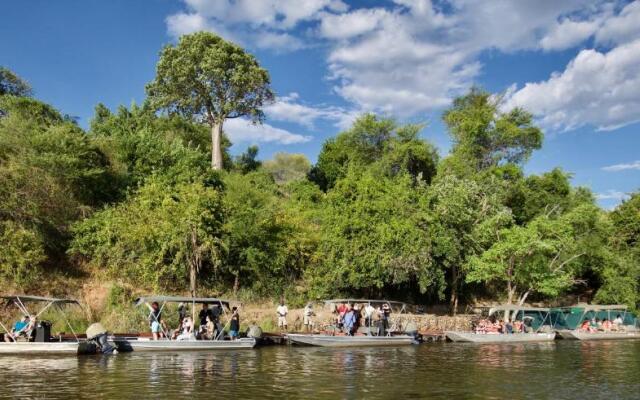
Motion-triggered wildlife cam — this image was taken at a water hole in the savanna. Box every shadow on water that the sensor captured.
[0,341,639,399]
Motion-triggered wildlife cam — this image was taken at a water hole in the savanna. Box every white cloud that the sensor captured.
[166,0,640,132]
[504,39,640,131]
[265,93,358,129]
[224,119,311,145]
[602,160,640,172]
[596,190,630,201]
[540,19,600,51]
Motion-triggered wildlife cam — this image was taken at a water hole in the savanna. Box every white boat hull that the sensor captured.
[111,337,256,351]
[556,330,640,340]
[445,331,556,343]
[0,342,80,355]
[287,334,415,347]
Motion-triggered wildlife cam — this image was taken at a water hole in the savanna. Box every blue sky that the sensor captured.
[1,0,639,208]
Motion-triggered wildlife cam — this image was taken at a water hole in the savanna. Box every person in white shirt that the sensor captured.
[276,300,288,331]
[303,303,315,332]
[364,303,375,327]
[613,314,624,325]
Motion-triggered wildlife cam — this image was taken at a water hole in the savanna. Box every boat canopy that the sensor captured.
[133,296,233,308]
[488,305,550,315]
[1,295,79,304]
[550,304,636,329]
[553,304,628,312]
[323,299,407,306]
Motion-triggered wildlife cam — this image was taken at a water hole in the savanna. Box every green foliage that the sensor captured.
[466,203,605,304]
[311,114,438,190]
[146,31,273,123]
[234,145,262,174]
[0,221,46,287]
[0,97,114,254]
[69,176,225,292]
[0,66,32,97]
[309,167,440,297]
[263,152,311,184]
[441,87,543,175]
[146,31,273,169]
[222,171,317,296]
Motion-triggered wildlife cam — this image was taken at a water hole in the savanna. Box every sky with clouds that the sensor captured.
[1,0,639,208]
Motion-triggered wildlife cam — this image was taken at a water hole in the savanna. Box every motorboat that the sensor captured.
[445,305,556,343]
[0,295,98,355]
[287,333,416,347]
[552,304,640,340]
[286,298,417,347]
[110,295,256,352]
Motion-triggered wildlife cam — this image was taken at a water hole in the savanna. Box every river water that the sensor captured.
[1,340,639,399]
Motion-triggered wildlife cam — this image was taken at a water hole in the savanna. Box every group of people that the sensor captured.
[579,315,625,333]
[148,302,241,341]
[3,315,36,342]
[473,317,534,334]
[275,300,394,336]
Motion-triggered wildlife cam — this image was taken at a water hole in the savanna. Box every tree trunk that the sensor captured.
[211,121,223,170]
[189,263,197,298]
[449,266,459,316]
[233,272,240,297]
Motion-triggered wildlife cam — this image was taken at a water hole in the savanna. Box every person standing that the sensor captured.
[276,300,288,332]
[303,303,315,332]
[364,303,375,327]
[343,305,357,336]
[149,302,165,340]
[229,306,240,340]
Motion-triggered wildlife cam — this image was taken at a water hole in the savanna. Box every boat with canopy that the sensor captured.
[552,304,640,340]
[445,305,556,343]
[110,295,256,351]
[0,295,94,355]
[287,299,417,347]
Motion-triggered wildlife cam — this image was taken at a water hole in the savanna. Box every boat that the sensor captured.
[0,295,96,355]
[110,295,256,352]
[551,304,640,340]
[287,333,415,347]
[286,298,417,347]
[445,305,556,343]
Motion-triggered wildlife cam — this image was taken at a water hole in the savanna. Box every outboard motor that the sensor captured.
[86,323,117,354]
[403,321,421,344]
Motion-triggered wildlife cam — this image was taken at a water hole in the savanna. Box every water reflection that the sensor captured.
[0,342,638,399]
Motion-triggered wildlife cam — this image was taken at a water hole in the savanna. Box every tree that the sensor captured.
[263,152,311,184]
[441,87,543,175]
[311,114,438,190]
[234,145,261,174]
[428,174,512,314]
[309,166,440,297]
[465,204,602,305]
[69,177,225,296]
[146,32,274,170]
[0,67,32,97]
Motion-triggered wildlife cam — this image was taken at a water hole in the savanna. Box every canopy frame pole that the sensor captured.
[57,304,79,342]
[35,300,55,319]
[14,297,31,317]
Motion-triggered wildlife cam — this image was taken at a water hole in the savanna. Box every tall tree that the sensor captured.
[441,87,543,175]
[146,32,273,170]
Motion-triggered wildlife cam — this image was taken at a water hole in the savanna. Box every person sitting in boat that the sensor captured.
[177,316,195,340]
[149,302,167,340]
[3,315,34,342]
[336,302,348,329]
[613,314,623,328]
[511,319,521,333]
[198,303,214,330]
[202,315,216,340]
[229,306,240,340]
[504,319,514,334]
[601,318,612,332]
[580,319,596,333]
[342,305,357,336]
